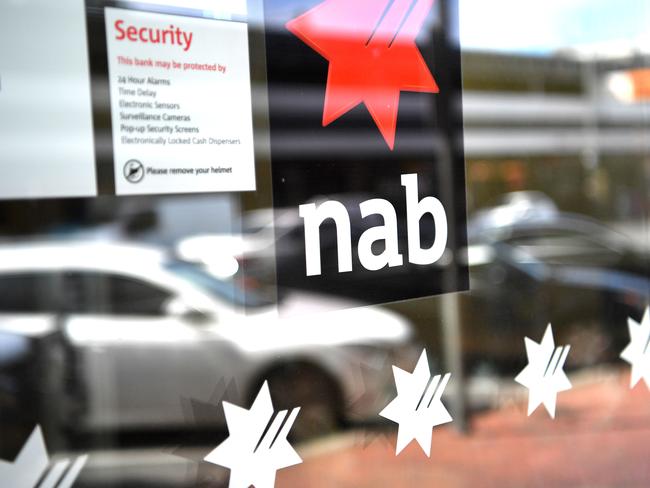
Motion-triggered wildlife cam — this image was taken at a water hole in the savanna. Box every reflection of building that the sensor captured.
[262,28,649,219]
[461,51,650,219]
[0,40,647,237]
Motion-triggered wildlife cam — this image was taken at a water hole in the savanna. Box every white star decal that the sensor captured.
[204,382,302,488]
[515,324,572,418]
[620,307,650,389]
[0,425,87,488]
[379,349,452,456]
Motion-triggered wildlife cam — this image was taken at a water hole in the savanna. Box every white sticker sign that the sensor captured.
[105,7,257,195]
[0,0,96,200]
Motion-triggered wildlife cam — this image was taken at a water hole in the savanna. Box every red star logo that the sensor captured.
[287,0,439,150]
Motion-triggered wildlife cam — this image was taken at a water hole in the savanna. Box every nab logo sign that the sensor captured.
[265,0,469,308]
[300,174,447,276]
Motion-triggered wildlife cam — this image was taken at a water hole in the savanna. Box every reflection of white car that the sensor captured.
[175,208,300,279]
[0,243,418,437]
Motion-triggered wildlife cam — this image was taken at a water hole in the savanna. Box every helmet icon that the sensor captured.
[124,160,145,184]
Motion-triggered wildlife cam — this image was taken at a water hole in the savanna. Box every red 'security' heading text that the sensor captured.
[114,20,194,51]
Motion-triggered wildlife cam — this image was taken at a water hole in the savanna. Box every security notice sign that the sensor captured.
[104,7,256,195]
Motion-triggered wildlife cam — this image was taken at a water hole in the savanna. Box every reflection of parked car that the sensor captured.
[0,242,419,440]
[178,196,649,374]
[175,207,303,282]
[468,191,558,236]
[464,211,649,372]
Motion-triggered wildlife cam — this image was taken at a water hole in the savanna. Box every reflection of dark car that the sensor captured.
[463,212,649,372]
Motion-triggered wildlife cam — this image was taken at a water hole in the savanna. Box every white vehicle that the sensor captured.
[0,242,419,438]
[175,207,301,279]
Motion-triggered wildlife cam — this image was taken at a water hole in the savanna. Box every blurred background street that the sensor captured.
[0,0,648,486]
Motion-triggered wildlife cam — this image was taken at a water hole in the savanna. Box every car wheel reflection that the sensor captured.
[260,362,342,442]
